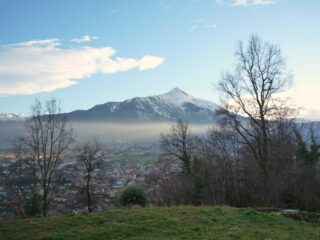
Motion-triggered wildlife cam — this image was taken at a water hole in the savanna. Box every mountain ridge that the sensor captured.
[65,88,220,123]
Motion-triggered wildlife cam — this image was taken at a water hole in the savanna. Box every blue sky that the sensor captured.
[0,0,319,118]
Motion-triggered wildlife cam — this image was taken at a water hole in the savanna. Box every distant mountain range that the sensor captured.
[64,88,220,123]
[1,88,320,148]
[0,88,220,124]
[3,89,320,126]
[0,88,220,148]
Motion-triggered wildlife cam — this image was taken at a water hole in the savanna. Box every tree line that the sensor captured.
[150,35,320,212]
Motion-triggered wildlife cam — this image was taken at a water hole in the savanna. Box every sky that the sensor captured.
[0,0,319,119]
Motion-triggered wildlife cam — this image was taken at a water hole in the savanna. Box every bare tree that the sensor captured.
[217,35,294,194]
[3,140,41,216]
[76,140,104,213]
[16,99,73,216]
[159,120,201,205]
[160,120,194,175]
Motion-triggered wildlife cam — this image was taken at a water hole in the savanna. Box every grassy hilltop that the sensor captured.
[1,206,320,240]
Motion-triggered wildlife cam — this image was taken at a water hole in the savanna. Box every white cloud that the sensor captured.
[233,0,247,6]
[0,39,165,95]
[12,39,61,48]
[70,35,98,43]
[217,0,278,6]
[223,86,320,121]
[187,19,218,32]
[277,87,320,121]
[138,56,166,70]
[253,0,277,5]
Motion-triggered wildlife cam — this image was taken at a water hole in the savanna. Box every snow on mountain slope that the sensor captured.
[0,113,27,122]
[156,87,219,111]
[66,88,221,123]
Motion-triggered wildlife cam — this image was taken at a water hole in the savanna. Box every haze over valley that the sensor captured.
[0,88,216,149]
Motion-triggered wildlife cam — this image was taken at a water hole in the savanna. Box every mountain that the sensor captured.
[0,113,27,122]
[65,88,220,123]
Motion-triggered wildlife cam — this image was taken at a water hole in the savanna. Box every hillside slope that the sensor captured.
[1,206,319,240]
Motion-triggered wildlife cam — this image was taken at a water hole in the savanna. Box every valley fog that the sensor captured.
[0,121,213,148]
[70,121,212,143]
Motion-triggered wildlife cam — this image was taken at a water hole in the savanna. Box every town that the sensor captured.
[0,142,181,218]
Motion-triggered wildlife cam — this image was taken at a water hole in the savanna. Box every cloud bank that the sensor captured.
[280,87,320,121]
[0,38,165,95]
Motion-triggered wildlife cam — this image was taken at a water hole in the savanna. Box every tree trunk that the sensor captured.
[87,173,92,213]
[42,187,48,217]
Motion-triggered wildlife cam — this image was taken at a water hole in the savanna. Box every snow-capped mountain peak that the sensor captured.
[66,88,221,123]
[0,113,28,122]
[157,88,219,111]
[162,87,190,98]
[157,88,193,105]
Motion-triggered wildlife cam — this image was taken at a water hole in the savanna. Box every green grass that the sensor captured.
[1,206,320,240]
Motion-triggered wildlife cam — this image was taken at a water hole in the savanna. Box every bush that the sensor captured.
[120,185,147,207]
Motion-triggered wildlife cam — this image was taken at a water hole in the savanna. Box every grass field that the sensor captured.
[1,206,320,240]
